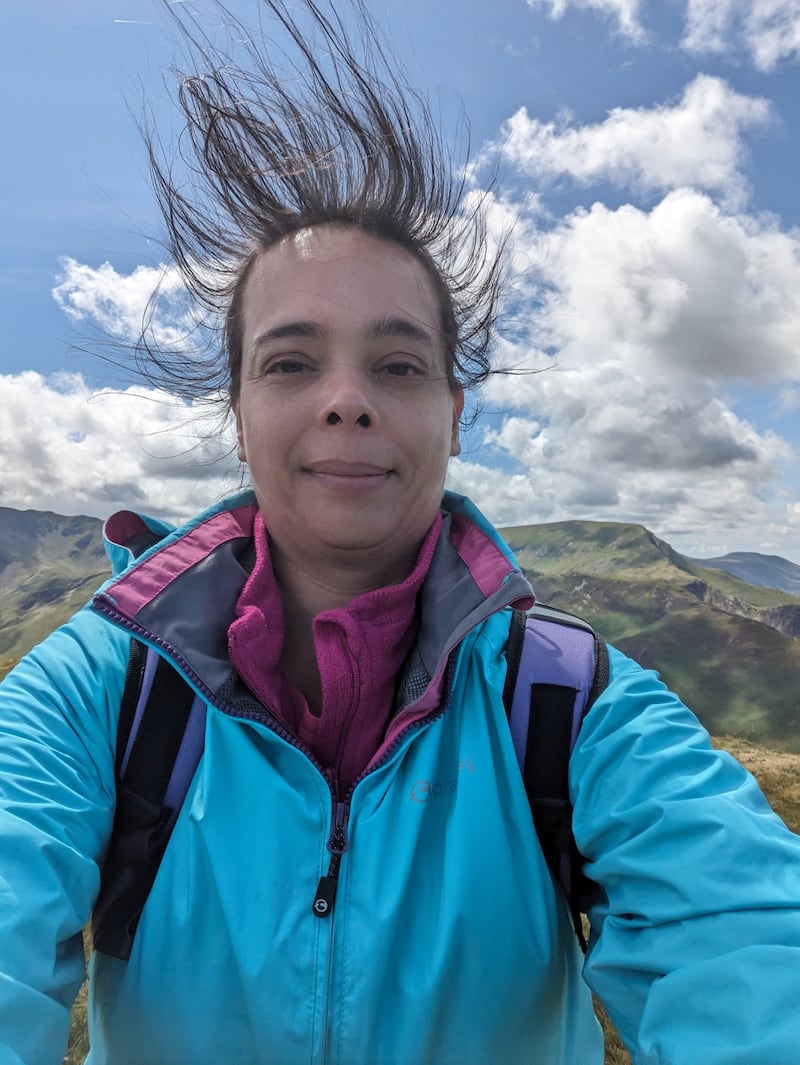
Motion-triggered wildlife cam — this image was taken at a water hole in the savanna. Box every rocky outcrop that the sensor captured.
[683,579,800,637]
[762,606,800,638]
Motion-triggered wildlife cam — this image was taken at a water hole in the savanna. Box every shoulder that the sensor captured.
[0,603,131,776]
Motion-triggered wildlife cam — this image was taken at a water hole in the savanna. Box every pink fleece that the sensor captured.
[228,512,442,795]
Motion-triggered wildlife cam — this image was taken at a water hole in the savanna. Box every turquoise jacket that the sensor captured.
[1,490,799,1064]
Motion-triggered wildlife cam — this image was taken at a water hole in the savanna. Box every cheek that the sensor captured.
[411,408,459,470]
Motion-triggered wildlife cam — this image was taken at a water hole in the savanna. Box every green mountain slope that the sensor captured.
[503,521,800,751]
[0,509,108,677]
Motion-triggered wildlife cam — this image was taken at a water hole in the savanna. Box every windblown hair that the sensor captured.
[139,0,507,407]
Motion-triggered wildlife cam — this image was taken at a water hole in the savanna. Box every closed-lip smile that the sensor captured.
[304,460,392,477]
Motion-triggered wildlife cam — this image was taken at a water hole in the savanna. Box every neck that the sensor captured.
[269,540,421,718]
[270,541,419,618]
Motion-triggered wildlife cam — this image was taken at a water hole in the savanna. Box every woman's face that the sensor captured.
[233,225,463,576]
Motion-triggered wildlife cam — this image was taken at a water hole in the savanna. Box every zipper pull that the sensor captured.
[312,802,350,918]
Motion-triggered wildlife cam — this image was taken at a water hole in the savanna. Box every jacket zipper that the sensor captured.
[312,801,350,917]
[96,599,362,918]
[95,598,454,920]
[310,657,456,919]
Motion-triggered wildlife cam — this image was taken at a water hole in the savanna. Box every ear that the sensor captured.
[449,384,464,457]
[231,401,247,463]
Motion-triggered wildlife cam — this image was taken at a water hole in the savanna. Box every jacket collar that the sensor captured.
[94,490,534,709]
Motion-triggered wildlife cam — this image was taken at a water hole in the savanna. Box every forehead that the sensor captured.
[241,226,443,337]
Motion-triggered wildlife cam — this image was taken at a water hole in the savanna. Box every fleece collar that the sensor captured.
[227,512,441,792]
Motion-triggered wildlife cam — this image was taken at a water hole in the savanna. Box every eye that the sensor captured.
[264,356,312,375]
[377,358,425,379]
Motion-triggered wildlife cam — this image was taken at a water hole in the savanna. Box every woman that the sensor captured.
[1,2,799,1063]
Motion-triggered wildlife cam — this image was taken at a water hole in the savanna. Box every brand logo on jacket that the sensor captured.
[409,757,474,803]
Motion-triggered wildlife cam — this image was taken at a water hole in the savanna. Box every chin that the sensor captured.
[316,530,391,553]
[312,519,413,556]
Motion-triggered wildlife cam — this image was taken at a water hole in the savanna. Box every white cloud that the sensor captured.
[683,0,800,70]
[52,258,198,347]
[683,0,740,56]
[449,184,800,558]
[451,388,795,556]
[523,0,646,42]
[0,372,240,522]
[487,75,771,205]
[523,0,800,69]
[520,189,800,384]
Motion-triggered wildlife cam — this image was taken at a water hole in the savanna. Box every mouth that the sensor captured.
[303,459,393,490]
[304,460,392,477]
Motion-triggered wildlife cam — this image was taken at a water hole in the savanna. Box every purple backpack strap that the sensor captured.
[93,641,207,960]
[503,605,608,950]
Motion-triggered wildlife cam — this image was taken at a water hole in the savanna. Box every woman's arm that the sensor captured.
[573,646,800,1064]
[0,607,126,1064]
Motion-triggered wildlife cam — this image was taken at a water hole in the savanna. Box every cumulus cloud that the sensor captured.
[523,0,645,41]
[0,372,240,521]
[52,258,200,347]
[523,0,800,69]
[450,388,794,555]
[485,75,771,205]
[447,183,800,558]
[519,189,800,384]
[683,0,800,70]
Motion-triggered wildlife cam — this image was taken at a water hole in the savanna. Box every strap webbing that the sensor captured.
[120,653,196,804]
[523,682,575,801]
[116,637,147,776]
[504,606,605,951]
[93,641,204,960]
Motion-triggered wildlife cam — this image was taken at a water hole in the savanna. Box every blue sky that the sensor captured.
[2,0,800,562]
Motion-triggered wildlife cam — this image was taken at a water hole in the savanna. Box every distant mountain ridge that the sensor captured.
[689,551,800,596]
[1,507,798,750]
[501,519,800,751]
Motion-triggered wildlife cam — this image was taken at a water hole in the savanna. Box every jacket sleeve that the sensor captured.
[0,607,126,1064]
[572,645,800,1065]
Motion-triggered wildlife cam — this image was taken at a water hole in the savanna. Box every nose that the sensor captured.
[319,364,376,429]
[326,410,371,427]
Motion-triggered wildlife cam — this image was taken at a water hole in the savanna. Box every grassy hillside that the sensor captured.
[503,521,800,751]
[0,509,107,677]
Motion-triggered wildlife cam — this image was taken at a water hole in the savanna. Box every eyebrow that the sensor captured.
[368,316,433,344]
[253,321,322,347]
[252,315,434,349]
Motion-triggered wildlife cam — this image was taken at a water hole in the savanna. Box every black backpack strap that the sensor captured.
[503,605,609,951]
[93,640,206,960]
